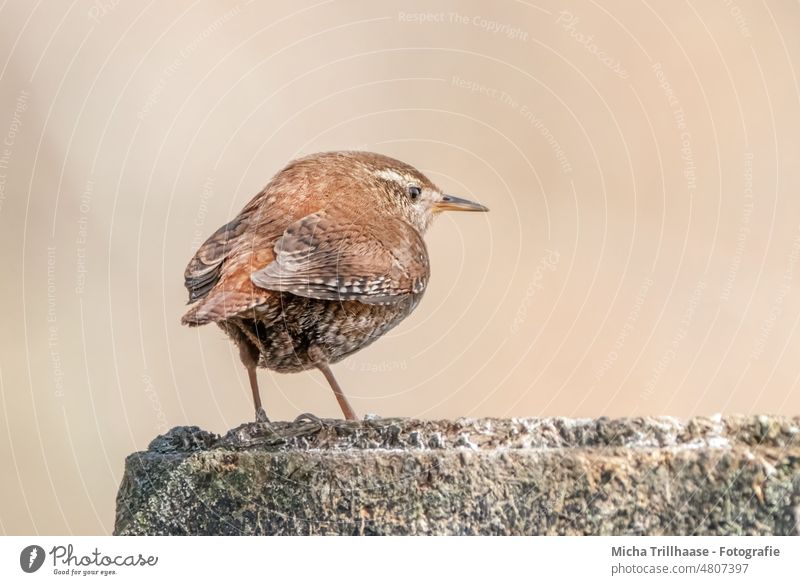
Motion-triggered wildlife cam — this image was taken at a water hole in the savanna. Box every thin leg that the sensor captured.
[239,343,269,423]
[316,361,358,421]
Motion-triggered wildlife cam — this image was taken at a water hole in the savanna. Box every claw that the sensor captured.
[255,407,270,423]
[293,412,323,425]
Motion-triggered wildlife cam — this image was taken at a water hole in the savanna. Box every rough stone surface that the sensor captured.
[114,416,800,535]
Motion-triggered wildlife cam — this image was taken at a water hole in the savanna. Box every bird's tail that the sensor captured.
[181,289,276,326]
[181,304,209,326]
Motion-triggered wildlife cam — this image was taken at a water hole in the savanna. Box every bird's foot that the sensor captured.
[255,407,270,424]
[286,412,326,438]
[293,412,323,426]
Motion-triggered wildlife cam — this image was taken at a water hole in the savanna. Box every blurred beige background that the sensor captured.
[1,0,799,535]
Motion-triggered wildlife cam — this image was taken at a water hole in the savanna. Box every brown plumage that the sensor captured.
[182,151,488,421]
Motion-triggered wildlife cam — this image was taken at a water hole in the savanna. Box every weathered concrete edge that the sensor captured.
[143,414,800,454]
[114,416,800,536]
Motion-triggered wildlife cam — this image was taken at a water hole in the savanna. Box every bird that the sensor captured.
[181,151,488,422]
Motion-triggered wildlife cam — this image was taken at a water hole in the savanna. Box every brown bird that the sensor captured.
[181,151,488,422]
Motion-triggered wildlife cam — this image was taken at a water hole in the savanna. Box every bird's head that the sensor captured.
[296,151,489,234]
[361,153,489,233]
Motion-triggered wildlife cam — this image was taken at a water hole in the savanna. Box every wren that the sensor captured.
[182,151,488,422]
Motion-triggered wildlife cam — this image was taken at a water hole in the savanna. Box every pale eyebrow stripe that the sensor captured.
[373,169,408,184]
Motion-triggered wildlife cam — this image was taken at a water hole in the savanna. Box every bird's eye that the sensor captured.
[408,186,422,201]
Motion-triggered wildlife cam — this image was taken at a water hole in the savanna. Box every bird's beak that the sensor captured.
[434,194,490,212]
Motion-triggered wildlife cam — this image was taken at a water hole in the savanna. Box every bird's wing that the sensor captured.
[250,210,429,304]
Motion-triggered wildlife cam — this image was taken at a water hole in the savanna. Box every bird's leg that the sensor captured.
[238,343,269,423]
[318,362,358,421]
[249,371,269,423]
[309,346,358,421]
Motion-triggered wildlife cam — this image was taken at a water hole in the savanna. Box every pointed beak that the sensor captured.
[434,194,490,212]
